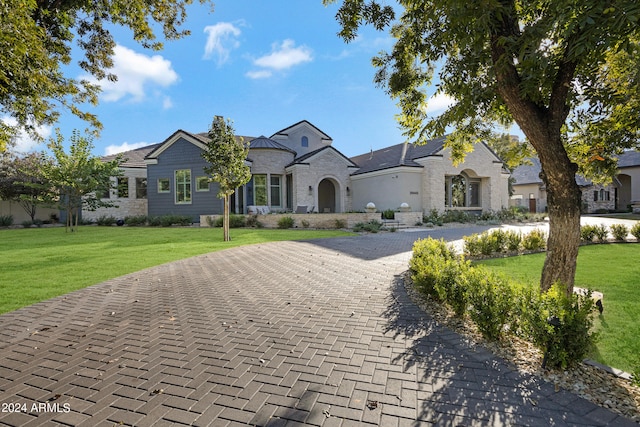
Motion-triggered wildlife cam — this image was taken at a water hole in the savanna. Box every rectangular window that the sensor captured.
[196,176,210,192]
[136,178,147,199]
[469,180,481,207]
[175,169,191,204]
[158,178,170,193]
[117,177,129,198]
[253,174,267,205]
[270,175,281,207]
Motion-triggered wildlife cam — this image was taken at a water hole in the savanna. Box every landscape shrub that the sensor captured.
[441,210,475,224]
[0,214,14,227]
[334,219,347,229]
[409,237,458,299]
[631,223,640,240]
[301,219,310,228]
[580,224,598,242]
[96,215,117,226]
[277,216,295,229]
[463,233,482,257]
[125,215,148,226]
[382,209,395,220]
[593,224,609,242]
[521,229,547,251]
[423,209,443,226]
[212,214,246,228]
[148,215,191,227]
[245,215,262,228]
[465,266,515,341]
[22,220,33,228]
[353,220,383,233]
[505,230,522,252]
[609,224,628,241]
[521,283,597,369]
[436,260,471,317]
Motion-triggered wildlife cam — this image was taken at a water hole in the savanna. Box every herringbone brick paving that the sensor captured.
[0,229,637,426]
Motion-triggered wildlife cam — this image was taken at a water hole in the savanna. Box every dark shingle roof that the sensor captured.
[249,136,296,154]
[287,146,358,168]
[511,157,593,186]
[102,143,162,168]
[350,137,447,175]
[617,150,640,168]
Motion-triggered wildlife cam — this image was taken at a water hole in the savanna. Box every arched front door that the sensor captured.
[318,178,337,213]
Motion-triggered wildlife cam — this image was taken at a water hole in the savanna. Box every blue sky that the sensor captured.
[15,1,462,157]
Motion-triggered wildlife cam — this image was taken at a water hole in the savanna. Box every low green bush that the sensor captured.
[277,216,295,229]
[580,224,598,242]
[520,283,598,369]
[465,266,515,341]
[96,215,117,226]
[436,259,470,317]
[245,215,262,228]
[631,223,640,240]
[353,220,383,233]
[125,215,148,226]
[593,224,609,242]
[148,215,192,227]
[0,214,14,227]
[410,237,458,299]
[522,229,546,251]
[609,224,628,241]
[301,219,310,228]
[382,209,395,220]
[334,219,347,229]
[212,214,246,228]
[505,230,522,252]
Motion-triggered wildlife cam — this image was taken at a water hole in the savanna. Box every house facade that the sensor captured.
[84,120,511,222]
[510,154,640,214]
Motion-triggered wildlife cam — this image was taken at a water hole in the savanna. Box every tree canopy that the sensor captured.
[0,0,211,151]
[40,130,122,231]
[325,0,640,292]
[202,116,251,242]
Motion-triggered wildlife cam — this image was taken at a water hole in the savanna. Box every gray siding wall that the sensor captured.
[147,137,222,222]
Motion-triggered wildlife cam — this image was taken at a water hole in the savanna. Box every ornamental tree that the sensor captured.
[0,151,52,222]
[202,116,251,242]
[40,130,123,231]
[0,0,211,150]
[325,0,640,294]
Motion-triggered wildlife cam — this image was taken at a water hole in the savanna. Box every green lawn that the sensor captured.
[478,244,640,373]
[0,226,352,315]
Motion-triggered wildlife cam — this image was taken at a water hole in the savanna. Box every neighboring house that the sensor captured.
[349,137,510,213]
[510,156,640,213]
[84,120,511,222]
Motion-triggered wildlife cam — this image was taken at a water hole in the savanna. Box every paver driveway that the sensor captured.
[0,228,637,426]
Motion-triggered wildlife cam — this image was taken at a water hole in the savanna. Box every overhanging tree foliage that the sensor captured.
[202,116,251,242]
[325,0,640,294]
[0,0,212,151]
[40,130,122,231]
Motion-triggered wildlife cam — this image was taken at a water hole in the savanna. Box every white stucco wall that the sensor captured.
[350,168,422,212]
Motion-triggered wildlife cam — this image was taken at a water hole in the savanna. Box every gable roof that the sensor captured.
[102,143,161,168]
[145,130,256,161]
[271,120,332,142]
[287,146,358,168]
[350,137,447,175]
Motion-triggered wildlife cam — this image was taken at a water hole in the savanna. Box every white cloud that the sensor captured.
[1,116,51,153]
[162,96,173,110]
[252,39,312,72]
[203,22,242,65]
[245,70,272,80]
[104,141,150,155]
[89,45,179,103]
[425,92,457,114]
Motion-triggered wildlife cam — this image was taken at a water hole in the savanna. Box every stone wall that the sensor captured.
[200,212,423,229]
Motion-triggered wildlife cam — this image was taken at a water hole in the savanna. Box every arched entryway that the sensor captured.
[318,178,339,213]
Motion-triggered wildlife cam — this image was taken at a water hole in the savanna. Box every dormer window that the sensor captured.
[301,136,308,147]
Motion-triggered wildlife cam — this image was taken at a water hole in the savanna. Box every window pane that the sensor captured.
[196,176,209,192]
[469,181,480,207]
[158,178,170,193]
[117,177,129,198]
[254,175,267,205]
[270,175,281,207]
[136,178,147,199]
[175,169,191,204]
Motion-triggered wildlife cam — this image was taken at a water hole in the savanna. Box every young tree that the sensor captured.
[325,0,640,294]
[202,116,251,242]
[0,152,52,222]
[0,0,212,150]
[40,130,123,231]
